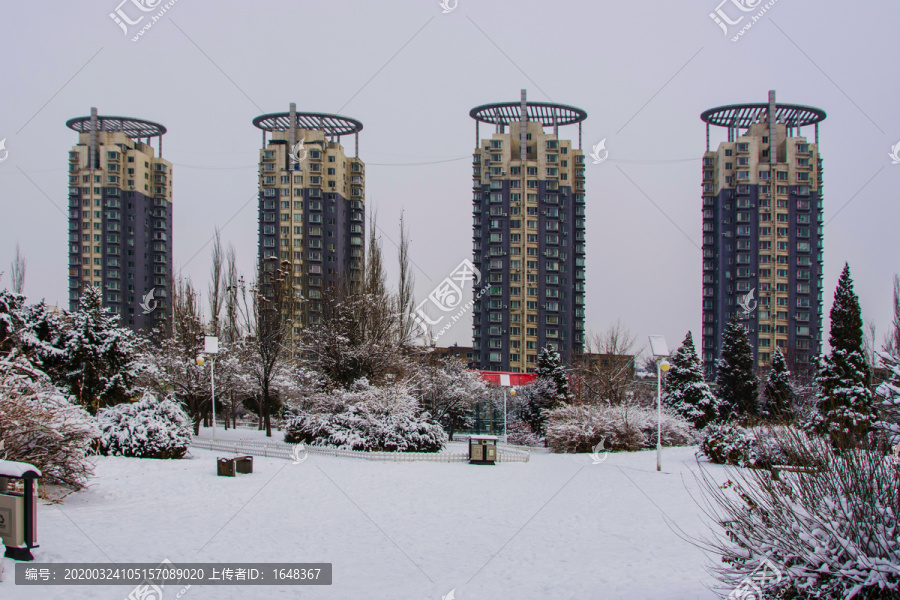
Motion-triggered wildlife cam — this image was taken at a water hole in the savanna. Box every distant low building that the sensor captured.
[431,344,477,368]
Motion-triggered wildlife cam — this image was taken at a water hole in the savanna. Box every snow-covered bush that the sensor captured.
[505,420,543,447]
[699,424,811,469]
[98,392,192,459]
[545,404,694,453]
[284,380,447,452]
[0,357,98,489]
[699,429,900,597]
[876,350,900,446]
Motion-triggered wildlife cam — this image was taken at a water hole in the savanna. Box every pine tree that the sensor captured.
[56,286,142,414]
[762,347,794,419]
[663,332,719,429]
[522,346,571,435]
[535,345,571,402]
[716,316,758,422]
[809,264,875,448]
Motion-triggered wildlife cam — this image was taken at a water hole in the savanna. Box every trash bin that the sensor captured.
[0,459,41,561]
[217,458,235,477]
[468,435,499,465]
[234,456,253,474]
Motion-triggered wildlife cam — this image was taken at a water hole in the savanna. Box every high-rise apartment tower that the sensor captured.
[252,105,365,336]
[66,108,173,333]
[700,91,826,378]
[470,90,587,372]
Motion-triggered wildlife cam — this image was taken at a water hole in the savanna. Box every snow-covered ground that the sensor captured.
[1,430,726,600]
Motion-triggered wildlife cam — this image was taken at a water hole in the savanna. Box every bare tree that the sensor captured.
[223,244,242,344]
[208,229,224,338]
[886,274,900,356]
[301,216,411,387]
[576,320,642,405]
[397,211,416,346]
[247,258,295,436]
[863,319,878,386]
[144,277,211,435]
[10,242,25,295]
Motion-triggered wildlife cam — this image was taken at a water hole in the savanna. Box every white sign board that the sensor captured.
[648,335,669,358]
[204,336,219,354]
[499,374,511,387]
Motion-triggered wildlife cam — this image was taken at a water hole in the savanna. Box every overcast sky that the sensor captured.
[1,0,898,356]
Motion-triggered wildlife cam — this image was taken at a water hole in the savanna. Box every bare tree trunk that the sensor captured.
[397,212,415,346]
[209,229,224,338]
[10,242,26,295]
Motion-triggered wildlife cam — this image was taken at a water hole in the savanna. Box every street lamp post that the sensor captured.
[656,357,670,471]
[499,373,513,445]
[648,335,670,472]
[197,336,220,440]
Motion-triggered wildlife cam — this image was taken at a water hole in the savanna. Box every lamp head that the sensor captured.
[509,388,516,396]
[660,359,671,372]
[196,355,206,366]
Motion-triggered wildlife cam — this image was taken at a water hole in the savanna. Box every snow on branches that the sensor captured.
[0,355,98,489]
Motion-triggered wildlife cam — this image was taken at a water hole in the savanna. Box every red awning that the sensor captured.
[476,370,536,387]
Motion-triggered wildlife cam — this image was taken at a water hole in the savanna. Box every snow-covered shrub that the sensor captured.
[699,424,758,467]
[545,404,694,453]
[700,424,812,469]
[505,420,543,447]
[699,428,900,597]
[284,380,447,452]
[876,350,900,446]
[98,392,192,459]
[0,357,98,490]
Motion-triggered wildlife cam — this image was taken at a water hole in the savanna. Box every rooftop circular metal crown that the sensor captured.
[470,101,587,127]
[700,102,826,129]
[65,115,167,138]
[252,111,363,137]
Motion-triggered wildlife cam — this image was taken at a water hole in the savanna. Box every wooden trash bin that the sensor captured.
[234,456,253,474]
[217,458,235,477]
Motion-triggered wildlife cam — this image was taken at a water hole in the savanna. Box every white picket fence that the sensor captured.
[451,435,550,454]
[191,438,529,463]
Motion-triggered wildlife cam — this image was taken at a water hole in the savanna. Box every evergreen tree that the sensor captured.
[56,286,142,414]
[762,347,794,419]
[809,264,875,448]
[522,346,571,435]
[716,316,758,421]
[663,332,719,428]
[535,345,571,402]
